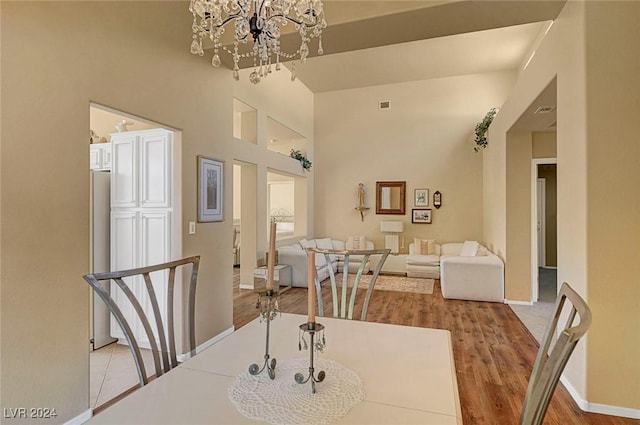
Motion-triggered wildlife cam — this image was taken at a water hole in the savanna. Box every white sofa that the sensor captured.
[440,242,504,302]
[406,241,504,302]
[406,243,441,279]
[277,238,375,288]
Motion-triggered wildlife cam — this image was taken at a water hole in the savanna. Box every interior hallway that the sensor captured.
[510,267,558,342]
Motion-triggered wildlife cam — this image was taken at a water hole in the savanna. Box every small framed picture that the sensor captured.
[412,208,432,224]
[414,188,429,207]
[198,156,224,222]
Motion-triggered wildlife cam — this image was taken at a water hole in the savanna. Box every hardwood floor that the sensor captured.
[235,270,639,425]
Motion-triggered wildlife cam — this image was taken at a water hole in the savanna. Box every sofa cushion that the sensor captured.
[346,235,368,250]
[315,238,333,250]
[337,254,368,262]
[315,238,338,262]
[299,239,317,249]
[440,243,463,256]
[406,254,440,266]
[406,264,440,279]
[314,252,328,267]
[414,238,437,255]
[460,240,479,257]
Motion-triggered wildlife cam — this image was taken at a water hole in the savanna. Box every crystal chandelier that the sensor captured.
[189,0,327,84]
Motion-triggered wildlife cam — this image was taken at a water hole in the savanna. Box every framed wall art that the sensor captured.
[412,208,432,224]
[414,188,429,207]
[198,156,224,222]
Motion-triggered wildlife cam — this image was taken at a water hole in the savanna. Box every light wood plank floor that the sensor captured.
[234,270,639,425]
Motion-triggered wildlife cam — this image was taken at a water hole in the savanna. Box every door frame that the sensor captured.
[536,178,546,268]
[530,158,556,302]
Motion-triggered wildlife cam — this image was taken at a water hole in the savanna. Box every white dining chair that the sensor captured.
[83,256,200,387]
[307,247,390,320]
[519,281,592,425]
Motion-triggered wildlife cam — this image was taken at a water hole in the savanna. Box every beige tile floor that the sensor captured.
[90,343,153,409]
[510,268,557,343]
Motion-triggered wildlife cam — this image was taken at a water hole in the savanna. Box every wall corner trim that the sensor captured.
[177,325,235,362]
[64,409,92,425]
[505,299,534,306]
[560,376,640,419]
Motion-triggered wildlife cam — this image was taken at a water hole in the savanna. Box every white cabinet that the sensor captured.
[111,137,138,207]
[140,132,172,208]
[109,210,172,343]
[90,143,112,171]
[111,129,172,208]
[109,129,176,346]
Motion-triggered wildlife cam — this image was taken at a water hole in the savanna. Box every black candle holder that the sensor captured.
[294,322,326,393]
[248,289,281,379]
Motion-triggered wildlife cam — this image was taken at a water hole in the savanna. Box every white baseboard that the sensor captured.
[239,284,254,290]
[560,376,640,419]
[505,299,534,306]
[64,409,92,425]
[177,325,235,362]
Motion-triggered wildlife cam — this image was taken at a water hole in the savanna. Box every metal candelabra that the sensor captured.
[294,322,326,393]
[248,289,281,379]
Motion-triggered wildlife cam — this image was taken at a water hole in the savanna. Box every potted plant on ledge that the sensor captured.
[474,108,498,152]
[290,149,312,172]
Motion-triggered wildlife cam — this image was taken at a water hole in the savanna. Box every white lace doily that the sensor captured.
[228,357,365,425]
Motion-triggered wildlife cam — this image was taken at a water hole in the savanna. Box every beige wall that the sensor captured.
[89,106,156,143]
[314,71,516,248]
[484,0,640,412]
[505,131,533,301]
[532,131,557,158]
[232,67,315,270]
[533,132,557,267]
[0,1,314,422]
[583,1,640,409]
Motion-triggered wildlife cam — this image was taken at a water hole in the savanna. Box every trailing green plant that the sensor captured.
[474,108,498,152]
[289,149,312,171]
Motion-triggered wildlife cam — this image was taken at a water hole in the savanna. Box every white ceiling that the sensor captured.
[241,0,565,92]
[266,0,564,93]
[292,21,550,93]
[216,1,564,127]
[211,1,565,93]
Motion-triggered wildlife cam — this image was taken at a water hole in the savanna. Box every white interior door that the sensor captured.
[537,178,546,268]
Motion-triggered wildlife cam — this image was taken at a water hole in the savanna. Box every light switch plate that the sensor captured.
[189,221,196,235]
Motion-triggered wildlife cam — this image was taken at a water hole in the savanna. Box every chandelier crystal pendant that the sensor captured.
[189,0,326,84]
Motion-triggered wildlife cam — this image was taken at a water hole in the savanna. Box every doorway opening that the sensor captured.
[88,103,182,409]
[536,162,557,301]
[234,161,258,290]
[531,159,557,303]
[508,77,558,343]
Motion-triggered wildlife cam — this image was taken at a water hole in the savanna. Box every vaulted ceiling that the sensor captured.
[282,0,566,92]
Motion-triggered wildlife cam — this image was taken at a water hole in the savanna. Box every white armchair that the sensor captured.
[277,237,377,287]
[277,238,340,288]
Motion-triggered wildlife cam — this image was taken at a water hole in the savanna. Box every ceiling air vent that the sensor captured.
[379,100,391,110]
[534,106,556,114]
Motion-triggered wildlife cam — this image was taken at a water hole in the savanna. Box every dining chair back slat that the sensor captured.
[83,256,200,387]
[519,281,592,425]
[309,248,390,320]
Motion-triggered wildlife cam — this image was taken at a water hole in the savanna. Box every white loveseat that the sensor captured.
[277,238,375,288]
[406,241,504,302]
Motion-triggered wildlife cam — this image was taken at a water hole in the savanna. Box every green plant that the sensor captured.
[289,149,312,171]
[474,108,498,152]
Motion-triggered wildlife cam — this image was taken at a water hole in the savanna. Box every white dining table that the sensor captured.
[88,313,463,424]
